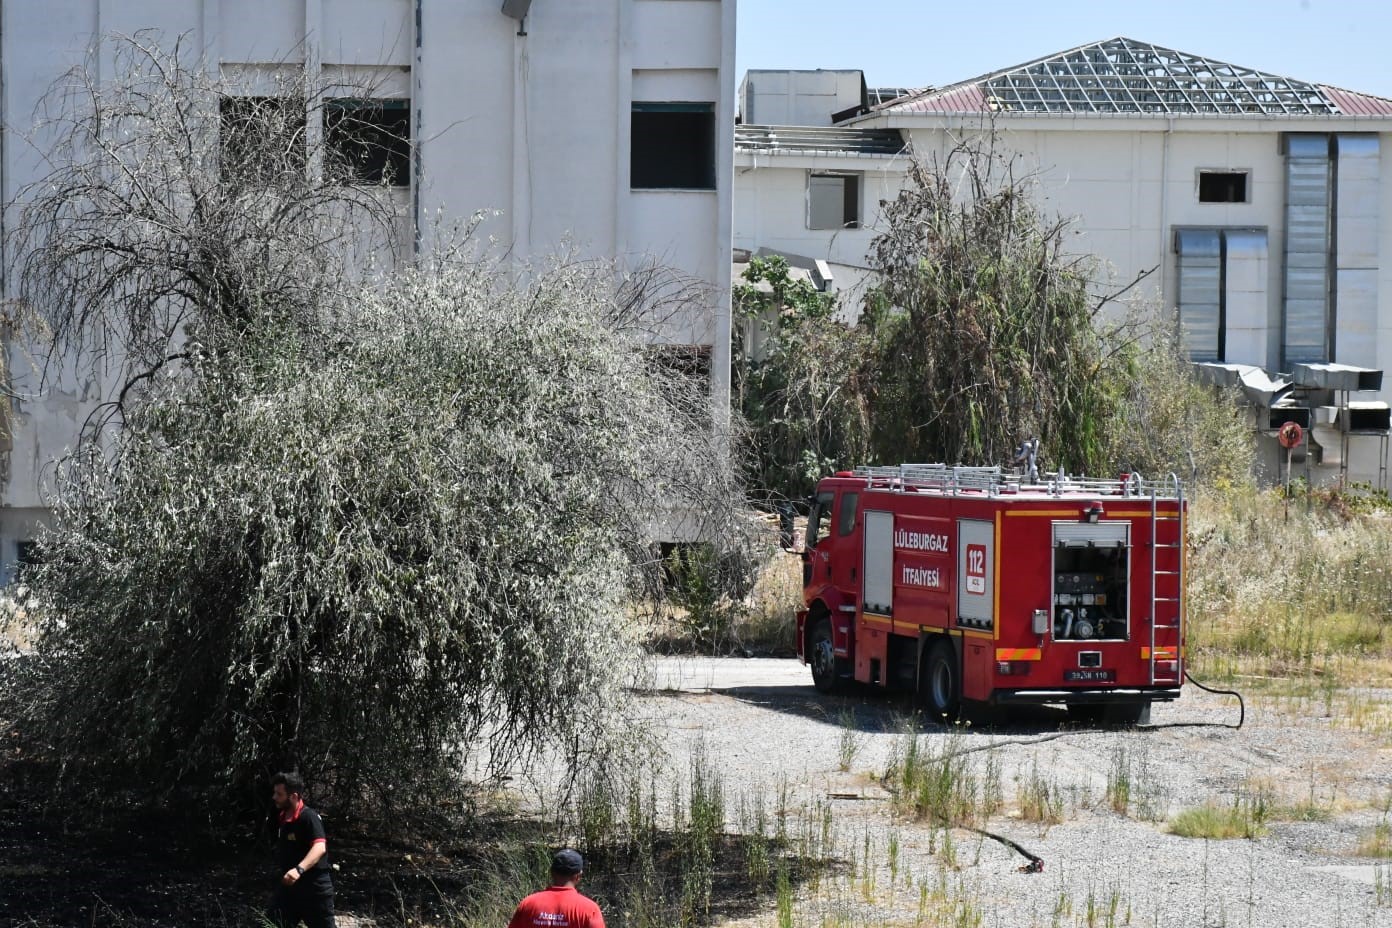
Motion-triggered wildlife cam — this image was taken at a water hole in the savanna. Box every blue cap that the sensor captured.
[551,848,584,875]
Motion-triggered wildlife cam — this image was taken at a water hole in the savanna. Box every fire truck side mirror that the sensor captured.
[777,503,801,554]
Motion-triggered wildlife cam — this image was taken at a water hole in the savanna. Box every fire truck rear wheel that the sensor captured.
[808,615,842,693]
[921,640,960,721]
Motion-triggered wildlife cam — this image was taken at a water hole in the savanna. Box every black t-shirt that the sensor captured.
[275,803,331,875]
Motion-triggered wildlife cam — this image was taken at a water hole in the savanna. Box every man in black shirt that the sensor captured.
[268,771,336,928]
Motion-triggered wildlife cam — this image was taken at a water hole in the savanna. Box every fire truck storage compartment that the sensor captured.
[863,510,894,614]
[1051,521,1129,641]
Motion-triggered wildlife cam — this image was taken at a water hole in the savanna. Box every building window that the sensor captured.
[220,96,307,185]
[1198,170,1249,203]
[808,172,860,229]
[631,102,716,190]
[15,540,40,582]
[324,99,411,187]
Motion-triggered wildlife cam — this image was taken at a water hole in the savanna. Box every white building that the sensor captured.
[739,38,1392,483]
[735,70,913,313]
[0,0,737,581]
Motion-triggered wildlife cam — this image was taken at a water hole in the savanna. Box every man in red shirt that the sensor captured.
[507,849,605,928]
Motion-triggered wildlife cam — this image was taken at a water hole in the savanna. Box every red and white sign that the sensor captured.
[965,544,987,594]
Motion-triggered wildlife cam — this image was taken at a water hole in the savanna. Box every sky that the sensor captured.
[735,0,1392,100]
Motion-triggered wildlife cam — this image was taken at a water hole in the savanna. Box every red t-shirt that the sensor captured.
[507,885,605,928]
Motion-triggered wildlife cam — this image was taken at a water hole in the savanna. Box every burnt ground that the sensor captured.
[0,769,482,927]
[0,757,825,928]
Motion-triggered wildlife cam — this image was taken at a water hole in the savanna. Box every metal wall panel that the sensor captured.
[1222,229,1269,367]
[1283,134,1332,364]
[1175,229,1222,361]
[1335,134,1380,367]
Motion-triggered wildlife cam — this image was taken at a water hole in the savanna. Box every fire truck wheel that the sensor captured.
[808,615,841,693]
[921,640,960,721]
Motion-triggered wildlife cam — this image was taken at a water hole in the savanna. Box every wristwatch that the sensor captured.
[294,865,305,875]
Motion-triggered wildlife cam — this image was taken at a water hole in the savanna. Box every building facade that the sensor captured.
[739,38,1392,483]
[0,0,736,581]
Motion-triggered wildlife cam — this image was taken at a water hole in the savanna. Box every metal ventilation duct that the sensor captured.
[1291,362,1384,392]
[1191,362,1293,406]
[501,0,532,20]
[1340,402,1392,432]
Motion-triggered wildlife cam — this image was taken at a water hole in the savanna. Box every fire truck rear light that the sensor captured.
[997,661,1032,676]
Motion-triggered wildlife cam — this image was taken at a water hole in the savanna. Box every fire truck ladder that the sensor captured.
[1148,474,1185,687]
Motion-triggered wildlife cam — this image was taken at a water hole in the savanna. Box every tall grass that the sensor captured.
[1167,783,1272,840]
[1188,483,1392,689]
[886,728,984,827]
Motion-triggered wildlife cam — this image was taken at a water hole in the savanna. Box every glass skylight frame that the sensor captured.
[979,38,1335,116]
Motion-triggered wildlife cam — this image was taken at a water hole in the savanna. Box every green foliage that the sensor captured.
[20,257,736,817]
[887,729,982,827]
[733,255,871,501]
[662,543,755,654]
[730,142,1257,500]
[1103,315,1255,486]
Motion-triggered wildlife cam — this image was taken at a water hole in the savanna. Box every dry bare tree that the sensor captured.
[7,31,402,440]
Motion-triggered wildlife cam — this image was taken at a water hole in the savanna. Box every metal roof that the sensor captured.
[735,124,908,157]
[879,37,1392,117]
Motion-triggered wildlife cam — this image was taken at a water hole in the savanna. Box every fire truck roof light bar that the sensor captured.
[851,465,1183,500]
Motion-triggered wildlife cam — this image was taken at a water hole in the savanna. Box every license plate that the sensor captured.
[1065,669,1115,682]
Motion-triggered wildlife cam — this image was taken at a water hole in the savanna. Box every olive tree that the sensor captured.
[4,34,741,818]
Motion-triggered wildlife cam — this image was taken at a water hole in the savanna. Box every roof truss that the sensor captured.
[979,37,1335,115]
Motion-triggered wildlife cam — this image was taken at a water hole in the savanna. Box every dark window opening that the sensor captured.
[631,102,716,190]
[15,540,40,582]
[809,173,860,229]
[219,96,307,185]
[1199,171,1248,203]
[324,99,411,187]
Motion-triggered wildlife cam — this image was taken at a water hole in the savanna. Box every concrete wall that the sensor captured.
[0,0,735,581]
[734,152,908,317]
[901,120,1392,486]
[739,69,862,127]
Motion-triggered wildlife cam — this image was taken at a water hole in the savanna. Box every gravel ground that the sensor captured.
[629,657,1392,928]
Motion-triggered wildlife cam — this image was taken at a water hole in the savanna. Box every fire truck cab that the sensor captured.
[794,465,1185,723]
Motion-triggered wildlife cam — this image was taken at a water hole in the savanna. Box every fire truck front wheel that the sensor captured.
[921,640,961,721]
[808,615,842,693]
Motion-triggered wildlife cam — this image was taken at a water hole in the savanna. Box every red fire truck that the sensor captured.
[793,465,1185,723]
